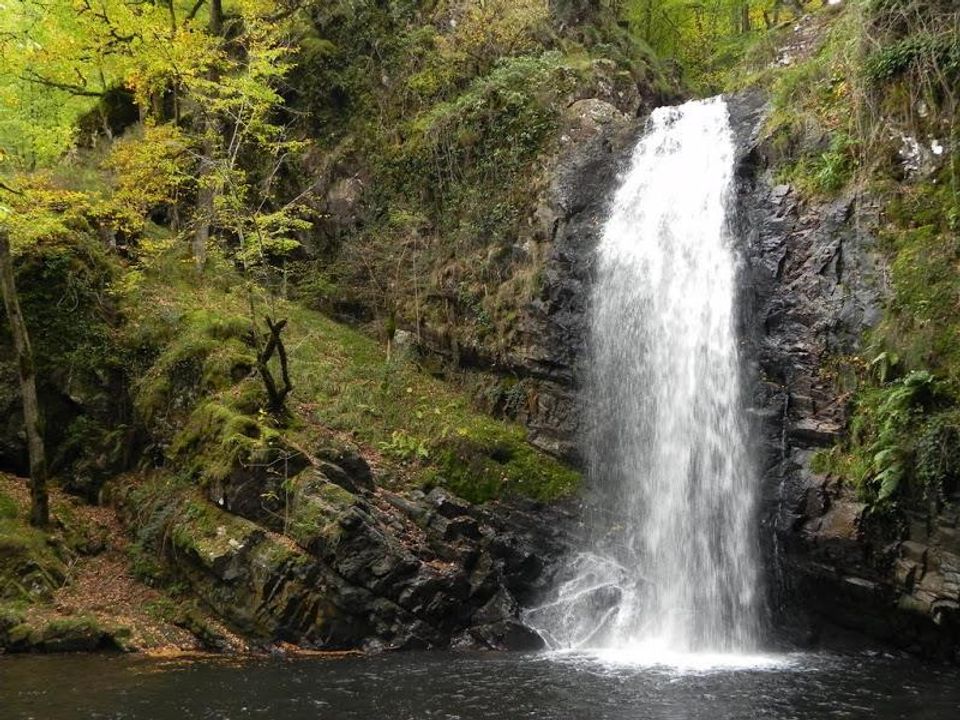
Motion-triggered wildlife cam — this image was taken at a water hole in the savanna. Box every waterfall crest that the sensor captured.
[527,96,761,656]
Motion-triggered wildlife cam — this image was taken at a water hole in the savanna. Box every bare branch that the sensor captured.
[20,69,105,97]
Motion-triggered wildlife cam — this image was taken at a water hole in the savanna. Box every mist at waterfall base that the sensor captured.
[525,96,768,668]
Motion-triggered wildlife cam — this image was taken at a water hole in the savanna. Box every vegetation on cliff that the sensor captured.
[732,1,960,518]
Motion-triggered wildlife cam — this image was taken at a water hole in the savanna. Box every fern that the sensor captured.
[863,370,934,503]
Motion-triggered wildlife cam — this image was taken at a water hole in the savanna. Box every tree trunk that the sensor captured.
[0,231,49,526]
[193,139,214,272]
[191,0,225,272]
[210,0,223,35]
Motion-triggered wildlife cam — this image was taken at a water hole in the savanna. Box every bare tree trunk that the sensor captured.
[0,231,49,527]
[252,314,293,417]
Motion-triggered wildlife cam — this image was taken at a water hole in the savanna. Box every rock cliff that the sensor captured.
[729,90,960,662]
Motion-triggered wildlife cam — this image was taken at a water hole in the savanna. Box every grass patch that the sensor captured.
[121,250,579,504]
[0,491,17,520]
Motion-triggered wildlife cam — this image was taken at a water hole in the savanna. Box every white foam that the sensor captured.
[547,643,794,673]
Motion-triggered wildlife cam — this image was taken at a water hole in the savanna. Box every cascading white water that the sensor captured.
[527,96,761,658]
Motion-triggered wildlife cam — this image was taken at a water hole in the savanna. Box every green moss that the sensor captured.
[0,603,26,632]
[115,475,253,584]
[286,479,355,550]
[14,615,128,652]
[429,423,580,504]
[165,602,227,650]
[171,497,258,558]
[169,389,282,484]
[0,491,17,520]
[0,514,67,601]
[872,172,960,383]
[127,542,170,586]
[255,538,310,572]
[132,306,256,430]
[123,267,290,486]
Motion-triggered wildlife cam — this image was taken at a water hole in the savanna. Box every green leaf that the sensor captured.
[876,464,903,501]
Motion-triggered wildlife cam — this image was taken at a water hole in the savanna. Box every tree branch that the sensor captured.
[21,70,104,97]
[186,0,207,22]
[255,315,292,416]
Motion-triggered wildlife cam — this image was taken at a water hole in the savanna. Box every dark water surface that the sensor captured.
[1,650,959,719]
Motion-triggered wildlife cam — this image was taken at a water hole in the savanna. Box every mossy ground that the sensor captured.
[122,247,579,504]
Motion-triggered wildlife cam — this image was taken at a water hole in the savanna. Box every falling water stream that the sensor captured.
[527,96,762,662]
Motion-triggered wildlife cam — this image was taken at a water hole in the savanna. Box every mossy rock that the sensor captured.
[287,473,359,552]
[3,615,128,653]
[0,603,25,638]
[171,498,264,564]
[429,427,580,504]
[0,519,69,602]
[123,480,337,641]
[171,603,230,651]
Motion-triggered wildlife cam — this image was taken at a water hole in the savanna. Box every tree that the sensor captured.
[2,1,303,271]
[618,1,812,88]
[0,227,48,526]
[187,0,306,276]
[192,0,225,272]
[0,0,310,484]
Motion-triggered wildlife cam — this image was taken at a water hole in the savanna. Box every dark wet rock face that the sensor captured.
[508,100,639,460]
[117,461,576,652]
[728,90,959,661]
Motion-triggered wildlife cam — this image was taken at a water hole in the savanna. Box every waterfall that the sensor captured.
[527,96,761,657]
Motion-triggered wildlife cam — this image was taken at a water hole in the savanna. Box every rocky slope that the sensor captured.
[108,462,576,652]
[0,258,585,653]
[289,1,678,464]
[2,451,577,654]
[488,98,641,461]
